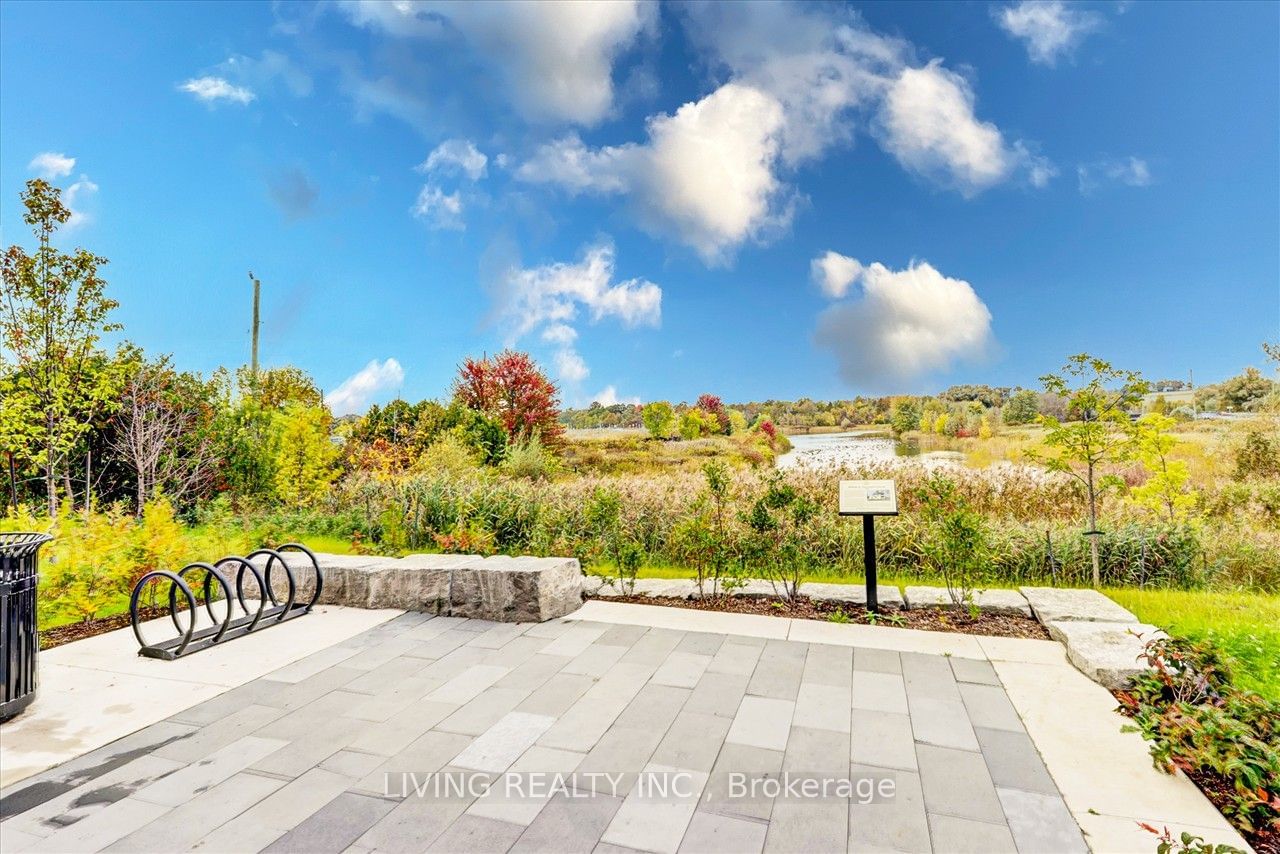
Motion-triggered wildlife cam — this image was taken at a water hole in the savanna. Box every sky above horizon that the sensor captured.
[2,0,1277,414]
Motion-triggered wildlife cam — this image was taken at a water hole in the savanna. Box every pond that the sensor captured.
[776,430,963,470]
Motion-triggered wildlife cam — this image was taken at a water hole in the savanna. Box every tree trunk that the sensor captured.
[45,437,57,518]
[6,452,17,512]
[1086,464,1100,588]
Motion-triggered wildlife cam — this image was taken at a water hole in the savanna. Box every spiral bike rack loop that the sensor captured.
[130,545,323,660]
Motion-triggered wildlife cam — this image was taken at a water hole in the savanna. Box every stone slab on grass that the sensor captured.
[1046,621,1164,689]
[592,578,700,599]
[800,582,905,611]
[904,586,1032,617]
[1019,587,1137,624]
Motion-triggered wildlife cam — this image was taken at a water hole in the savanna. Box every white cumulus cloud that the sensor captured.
[28,152,76,179]
[519,83,792,266]
[493,241,659,397]
[64,175,99,230]
[411,185,465,230]
[814,258,994,388]
[338,0,654,126]
[590,385,639,407]
[325,358,405,416]
[419,139,488,180]
[997,1,1104,66]
[179,76,256,105]
[811,251,864,299]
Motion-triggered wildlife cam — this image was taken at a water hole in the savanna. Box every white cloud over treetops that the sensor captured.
[811,251,864,299]
[325,358,405,416]
[179,76,256,105]
[28,152,76,179]
[996,1,1104,66]
[492,241,659,397]
[813,257,994,389]
[517,3,1051,265]
[338,0,654,126]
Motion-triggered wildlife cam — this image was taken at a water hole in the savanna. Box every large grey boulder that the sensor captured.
[244,551,581,622]
[1019,587,1137,623]
[904,586,1032,617]
[799,582,904,610]
[1047,621,1165,689]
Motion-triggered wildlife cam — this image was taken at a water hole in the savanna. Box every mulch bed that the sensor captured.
[595,593,1050,640]
[1113,692,1279,854]
[40,605,176,650]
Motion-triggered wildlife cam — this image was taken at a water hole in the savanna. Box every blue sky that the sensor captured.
[2,1,1277,414]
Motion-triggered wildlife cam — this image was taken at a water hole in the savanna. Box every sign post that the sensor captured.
[839,479,898,614]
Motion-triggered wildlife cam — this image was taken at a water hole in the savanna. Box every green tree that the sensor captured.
[641,401,676,439]
[1,179,122,516]
[1003,389,1040,425]
[1028,354,1150,587]
[916,474,989,616]
[273,403,339,507]
[679,407,716,440]
[890,399,921,435]
[1129,414,1196,522]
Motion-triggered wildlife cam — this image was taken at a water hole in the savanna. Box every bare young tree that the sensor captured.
[110,356,218,512]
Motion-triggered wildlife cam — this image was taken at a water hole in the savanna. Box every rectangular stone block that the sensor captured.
[449,556,584,622]
[799,582,904,610]
[1020,587,1138,623]
[1047,620,1164,689]
[904,585,1032,616]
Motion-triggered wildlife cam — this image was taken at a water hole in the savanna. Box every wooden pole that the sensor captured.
[249,272,261,375]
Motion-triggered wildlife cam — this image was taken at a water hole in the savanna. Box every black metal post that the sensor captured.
[863,514,878,613]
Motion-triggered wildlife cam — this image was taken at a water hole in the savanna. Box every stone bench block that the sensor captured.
[593,578,700,599]
[1046,621,1165,689]
[799,582,904,610]
[1019,587,1137,624]
[904,586,1032,617]
[247,552,581,622]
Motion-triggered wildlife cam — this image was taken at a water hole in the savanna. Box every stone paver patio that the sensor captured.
[0,602,1250,853]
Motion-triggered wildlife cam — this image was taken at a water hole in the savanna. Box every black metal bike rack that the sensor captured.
[130,543,323,660]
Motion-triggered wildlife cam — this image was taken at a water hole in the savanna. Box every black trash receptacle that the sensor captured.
[1,532,52,722]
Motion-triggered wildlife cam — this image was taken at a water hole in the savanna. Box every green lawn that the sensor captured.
[1106,587,1280,702]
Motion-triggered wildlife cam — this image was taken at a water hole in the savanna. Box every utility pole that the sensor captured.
[248,271,261,375]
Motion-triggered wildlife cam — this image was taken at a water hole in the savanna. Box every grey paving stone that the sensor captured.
[466,745,585,826]
[612,683,691,731]
[267,792,396,853]
[576,723,669,795]
[652,711,732,773]
[926,813,1017,853]
[707,641,764,677]
[132,734,289,807]
[355,770,488,853]
[600,765,706,854]
[437,687,533,736]
[466,622,532,649]
[562,642,630,678]
[682,669,747,719]
[427,664,512,705]
[108,770,284,852]
[849,709,917,771]
[510,791,624,853]
[700,744,782,822]
[916,744,1005,823]
[1019,587,1138,623]
[792,681,852,733]
[901,652,961,702]
[495,652,573,691]
[850,669,909,714]
[521,619,576,639]
[214,768,352,845]
[426,813,526,852]
[958,682,1024,732]
[342,655,434,695]
[20,796,168,853]
[997,787,1088,854]
[949,656,1001,686]
[677,810,767,854]
[746,640,807,701]
[168,678,288,725]
[783,726,850,776]
[538,664,657,752]
[319,749,387,779]
[676,632,727,657]
[346,700,459,757]
[353,730,475,796]
[907,696,979,751]
[596,623,650,647]
[853,647,902,674]
[620,628,686,665]
[726,697,795,752]
[801,642,853,687]
[251,715,362,778]
[516,671,596,718]
[152,703,286,763]
[654,651,714,689]
[848,765,931,854]
[975,728,1058,795]
[451,712,557,773]
[481,633,559,670]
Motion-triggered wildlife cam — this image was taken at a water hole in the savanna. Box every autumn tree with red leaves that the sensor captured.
[453,350,565,448]
[695,393,730,434]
